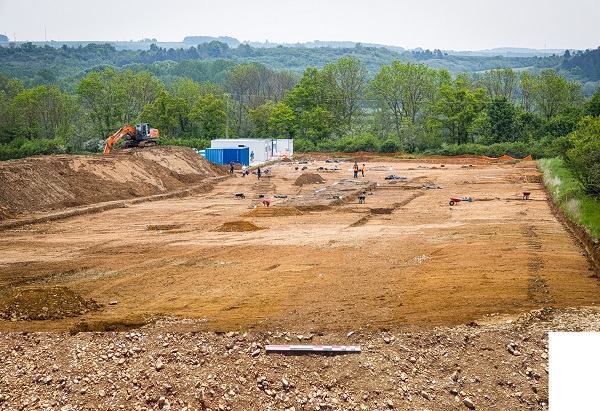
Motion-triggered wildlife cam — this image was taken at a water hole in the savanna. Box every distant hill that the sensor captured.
[183,36,240,48]
[562,48,600,81]
[180,36,564,58]
[7,34,573,58]
[1,35,597,88]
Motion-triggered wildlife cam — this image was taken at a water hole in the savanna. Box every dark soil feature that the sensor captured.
[0,286,102,321]
[215,220,265,232]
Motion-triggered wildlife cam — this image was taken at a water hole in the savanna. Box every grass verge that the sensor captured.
[539,157,600,241]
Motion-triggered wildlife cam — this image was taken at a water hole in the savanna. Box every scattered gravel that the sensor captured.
[2,306,599,410]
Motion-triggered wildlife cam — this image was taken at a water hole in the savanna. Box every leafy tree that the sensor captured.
[284,67,335,142]
[564,116,600,195]
[476,68,518,102]
[248,101,276,138]
[542,106,583,138]
[430,79,488,144]
[532,69,583,120]
[561,47,600,81]
[12,85,76,140]
[368,63,404,136]
[400,62,437,123]
[168,77,206,107]
[76,68,130,138]
[266,70,298,103]
[302,106,335,143]
[515,111,544,144]
[483,97,519,143]
[224,63,261,136]
[321,56,367,131]
[140,91,188,137]
[0,90,16,144]
[519,72,535,113]
[120,70,164,124]
[380,138,401,153]
[76,68,163,138]
[368,62,437,140]
[584,86,600,117]
[0,74,25,98]
[190,93,227,139]
[336,132,380,152]
[35,68,57,85]
[269,102,296,138]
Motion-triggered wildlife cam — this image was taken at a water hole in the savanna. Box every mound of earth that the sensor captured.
[242,206,305,217]
[0,146,227,218]
[0,286,101,321]
[293,173,326,186]
[215,220,265,232]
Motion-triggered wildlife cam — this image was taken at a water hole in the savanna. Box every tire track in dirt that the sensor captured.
[522,224,554,304]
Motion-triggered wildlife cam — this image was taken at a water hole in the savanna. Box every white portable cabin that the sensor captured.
[210,139,294,164]
[271,139,294,159]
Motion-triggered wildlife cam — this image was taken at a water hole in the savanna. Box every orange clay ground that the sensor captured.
[0,148,598,332]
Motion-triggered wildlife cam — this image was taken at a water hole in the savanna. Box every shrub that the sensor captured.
[335,133,380,153]
[293,138,315,152]
[380,138,401,153]
[564,116,600,196]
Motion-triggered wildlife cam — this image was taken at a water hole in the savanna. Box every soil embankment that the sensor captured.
[0,146,227,219]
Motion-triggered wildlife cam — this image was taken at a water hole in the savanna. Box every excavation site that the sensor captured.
[0,146,598,410]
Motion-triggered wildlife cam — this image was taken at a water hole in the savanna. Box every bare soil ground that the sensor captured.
[0,146,599,410]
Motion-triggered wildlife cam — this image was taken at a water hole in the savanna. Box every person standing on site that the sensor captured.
[250,151,255,163]
[257,166,262,180]
[353,162,359,178]
[361,164,366,178]
[229,160,235,173]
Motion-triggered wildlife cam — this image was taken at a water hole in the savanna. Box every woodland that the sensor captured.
[0,41,599,195]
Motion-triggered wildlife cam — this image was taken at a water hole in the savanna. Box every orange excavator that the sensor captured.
[103,123,159,154]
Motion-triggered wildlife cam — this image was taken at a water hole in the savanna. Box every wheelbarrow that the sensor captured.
[523,192,531,200]
[262,199,271,207]
[449,197,472,206]
[234,193,246,199]
[358,195,366,204]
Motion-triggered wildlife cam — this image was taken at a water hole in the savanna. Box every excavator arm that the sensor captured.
[103,125,136,154]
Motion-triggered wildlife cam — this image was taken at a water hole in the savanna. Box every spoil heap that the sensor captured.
[0,146,226,219]
[293,173,326,186]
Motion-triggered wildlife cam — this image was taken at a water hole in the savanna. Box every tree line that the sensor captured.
[0,54,599,195]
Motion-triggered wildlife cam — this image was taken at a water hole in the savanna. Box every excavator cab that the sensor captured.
[136,123,150,139]
[128,123,158,147]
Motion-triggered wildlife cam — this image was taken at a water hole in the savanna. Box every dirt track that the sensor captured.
[1,146,600,410]
[0,147,598,332]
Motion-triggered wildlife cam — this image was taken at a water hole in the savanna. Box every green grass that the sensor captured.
[539,157,600,241]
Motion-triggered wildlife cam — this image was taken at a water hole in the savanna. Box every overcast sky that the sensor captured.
[0,0,598,51]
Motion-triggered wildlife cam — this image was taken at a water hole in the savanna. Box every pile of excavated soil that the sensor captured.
[0,146,226,218]
[215,220,265,232]
[293,173,326,186]
[242,206,305,217]
[0,286,101,321]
